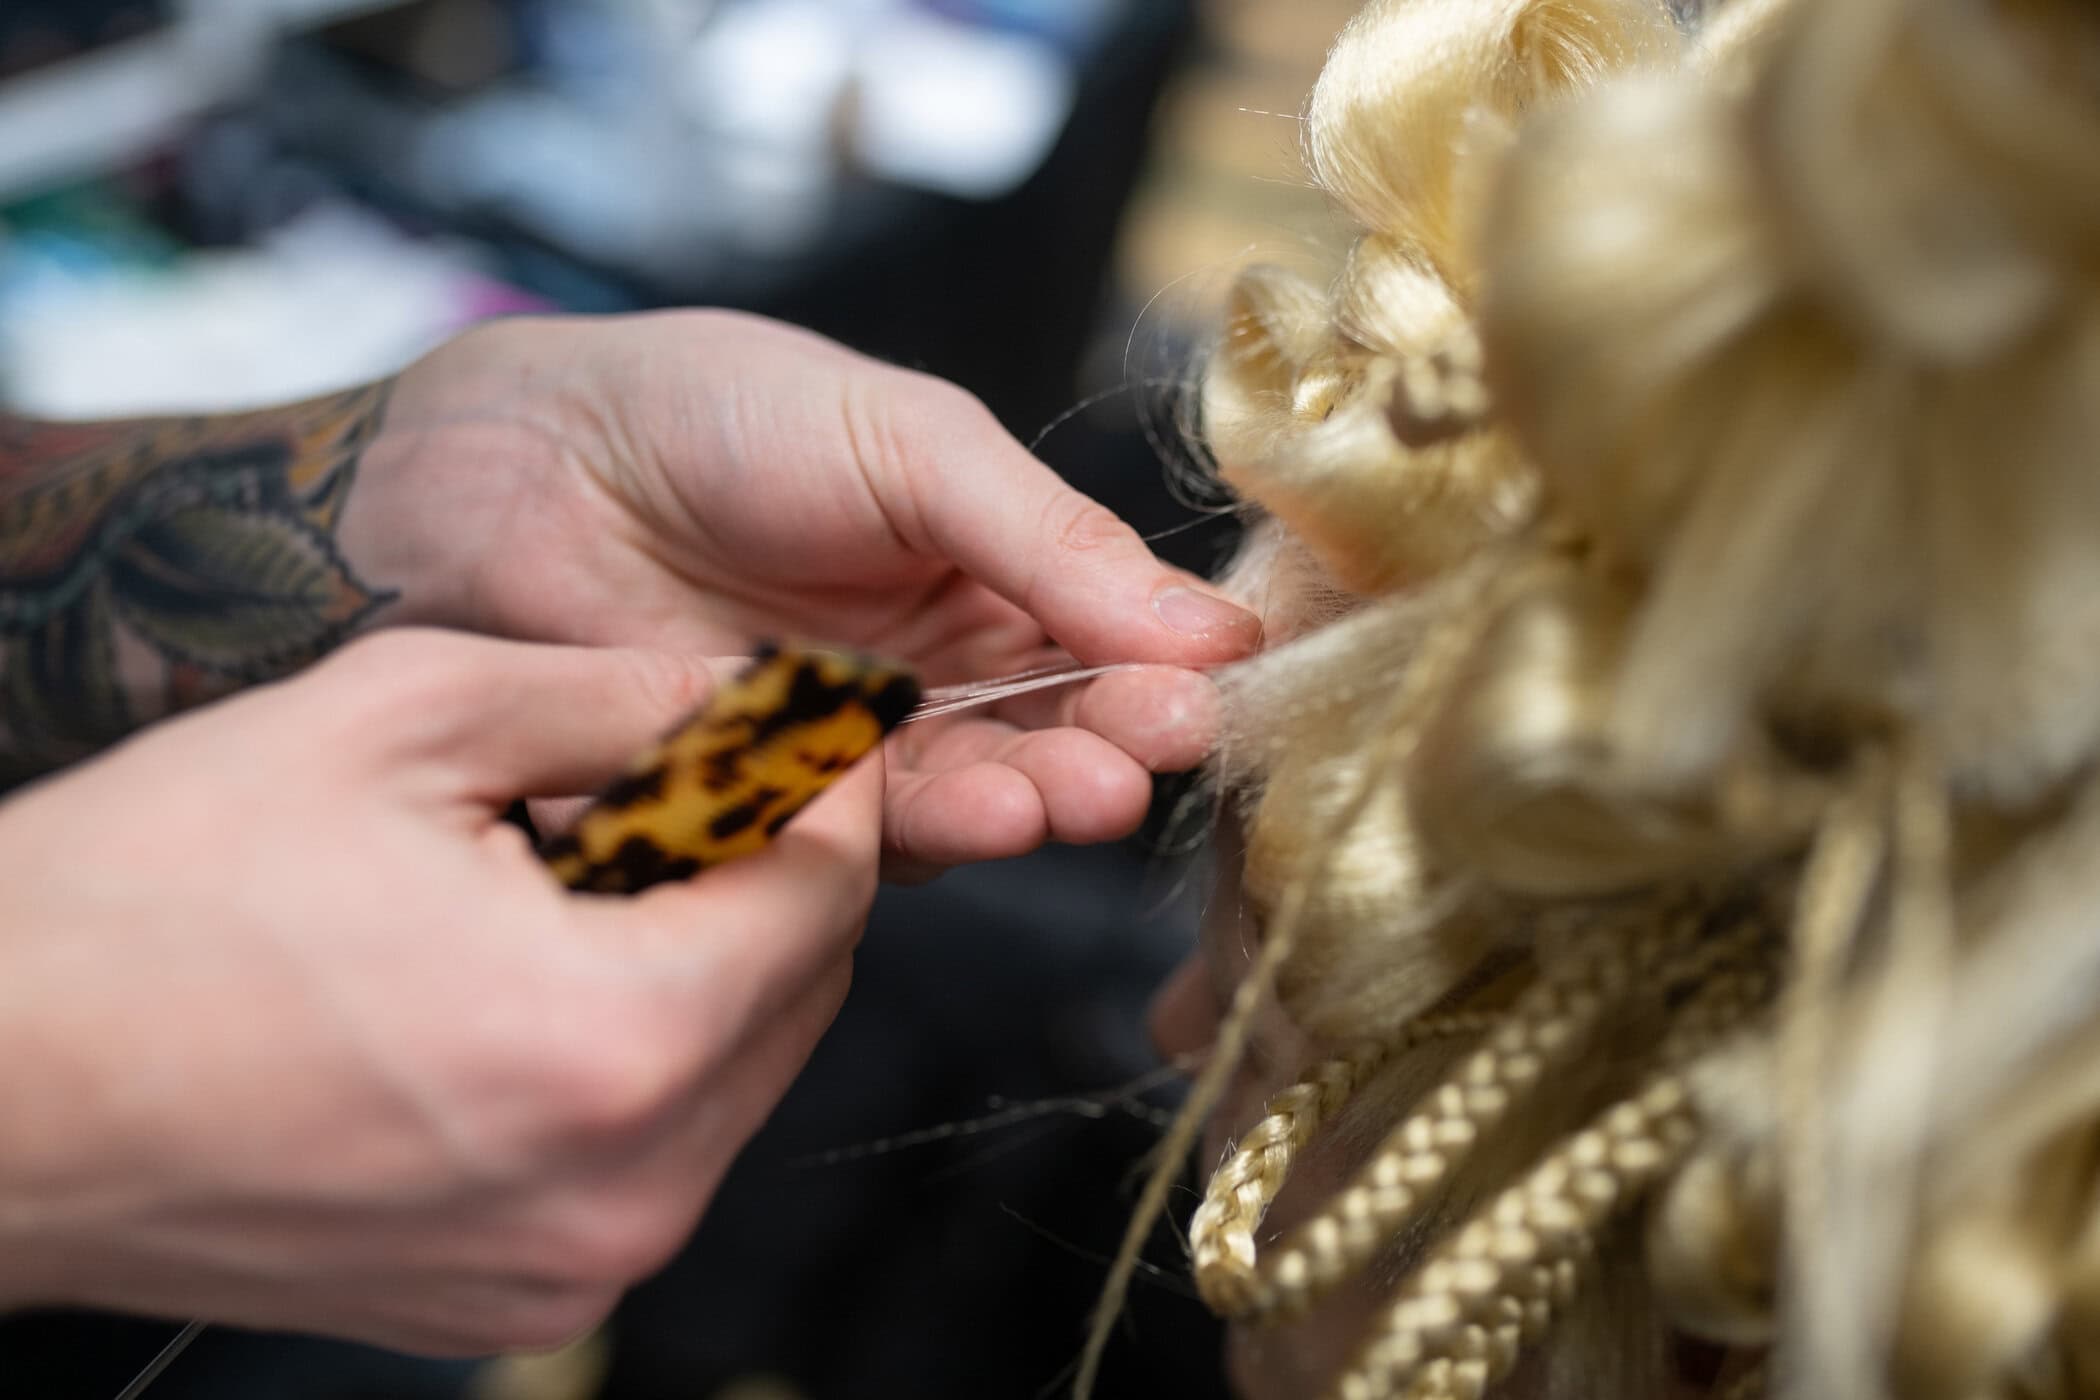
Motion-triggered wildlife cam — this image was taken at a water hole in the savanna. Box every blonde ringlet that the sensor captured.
[1304,0,1675,294]
[1078,0,2100,1396]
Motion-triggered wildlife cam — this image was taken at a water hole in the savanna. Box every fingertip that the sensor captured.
[1148,581,1264,662]
[1072,667,1224,774]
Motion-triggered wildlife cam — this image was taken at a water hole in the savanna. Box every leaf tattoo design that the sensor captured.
[0,385,399,776]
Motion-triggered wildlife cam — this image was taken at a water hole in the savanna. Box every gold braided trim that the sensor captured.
[1191,1013,1497,1314]
[1329,947,1776,1400]
[1198,898,1745,1323]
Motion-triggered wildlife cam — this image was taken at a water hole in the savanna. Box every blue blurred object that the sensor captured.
[0,182,179,310]
[914,0,1121,52]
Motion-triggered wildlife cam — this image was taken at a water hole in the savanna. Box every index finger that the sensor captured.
[984,664,1224,775]
[863,371,1263,668]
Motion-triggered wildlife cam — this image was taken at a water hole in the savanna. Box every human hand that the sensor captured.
[0,630,876,1353]
[342,311,1260,877]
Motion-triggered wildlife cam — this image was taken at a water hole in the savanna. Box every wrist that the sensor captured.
[336,402,508,634]
[336,318,593,639]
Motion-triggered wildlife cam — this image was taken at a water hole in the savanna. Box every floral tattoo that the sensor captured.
[0,384,399,777]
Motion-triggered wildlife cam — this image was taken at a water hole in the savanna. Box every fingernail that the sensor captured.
[1153,585,1261,641]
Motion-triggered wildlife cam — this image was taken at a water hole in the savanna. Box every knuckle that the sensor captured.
[889,361,988,418]
[531,1011,688,1154]
[453,993,686,1173]
[617,647,713,728]
[1050,495,1132,558]
[910,372,994,426]
[318,628,482,722]
[838,375,897,478]
[846,370,990,476]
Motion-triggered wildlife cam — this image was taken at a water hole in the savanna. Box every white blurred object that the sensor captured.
[421,90,706,266]
[850,11,1075,200]
[0,203,514,417]
[678,0,851,247]
[673,0,1079,208]
[684,0,849,151]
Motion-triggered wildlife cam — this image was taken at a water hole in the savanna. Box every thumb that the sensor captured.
[869,372,1262,665]
[320,630,731,799]
[575,751,883,1035]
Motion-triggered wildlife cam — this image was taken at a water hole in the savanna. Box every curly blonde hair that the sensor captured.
[1080,0,2100,1395]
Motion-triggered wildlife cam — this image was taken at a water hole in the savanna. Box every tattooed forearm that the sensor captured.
[0,385,400,778]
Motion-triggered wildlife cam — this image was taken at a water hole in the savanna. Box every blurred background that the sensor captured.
[0,2,1354,1396]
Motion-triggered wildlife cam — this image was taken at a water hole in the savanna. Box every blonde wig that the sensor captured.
[1081,0,2100,1396]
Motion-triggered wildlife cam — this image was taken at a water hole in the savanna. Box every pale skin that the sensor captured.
[0,310,1259,1354]
[341,311,1258,869]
